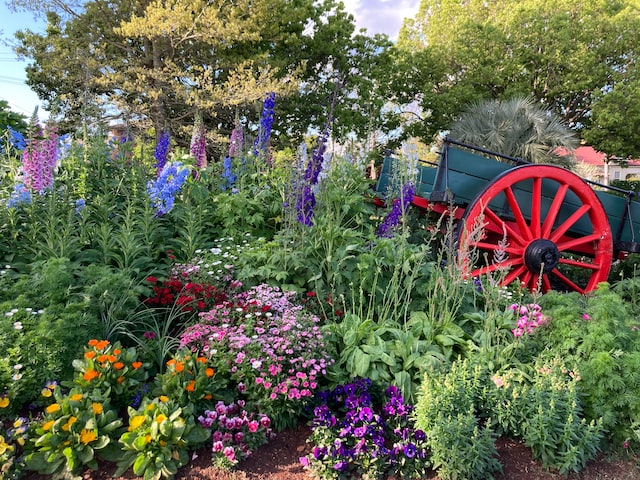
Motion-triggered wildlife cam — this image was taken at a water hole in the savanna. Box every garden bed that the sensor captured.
[21,422,639,480]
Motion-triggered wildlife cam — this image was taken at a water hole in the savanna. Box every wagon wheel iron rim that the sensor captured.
[458,164,613,294]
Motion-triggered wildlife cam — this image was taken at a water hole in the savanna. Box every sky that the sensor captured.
[0,0,421,121]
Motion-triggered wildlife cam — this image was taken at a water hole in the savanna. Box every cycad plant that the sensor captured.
[449,96,578,166]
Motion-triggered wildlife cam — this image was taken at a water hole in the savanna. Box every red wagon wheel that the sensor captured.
[458,164,613,294]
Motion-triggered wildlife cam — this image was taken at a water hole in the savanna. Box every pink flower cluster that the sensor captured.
[510,303,549,337]
[180,284,334,424]
[198,400,272,466]
[22,121,59,193]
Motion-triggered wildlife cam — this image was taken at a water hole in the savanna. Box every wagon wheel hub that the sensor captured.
[524,239,559,274]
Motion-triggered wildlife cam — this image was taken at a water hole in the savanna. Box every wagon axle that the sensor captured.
[524,239,560,275]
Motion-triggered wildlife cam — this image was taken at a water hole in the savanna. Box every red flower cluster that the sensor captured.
[143,276,227,312]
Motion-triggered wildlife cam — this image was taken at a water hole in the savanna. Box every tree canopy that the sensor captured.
[11,0,395,154]
[395,0,640,149]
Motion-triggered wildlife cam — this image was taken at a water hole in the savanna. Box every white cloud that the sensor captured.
[341,0,421,39]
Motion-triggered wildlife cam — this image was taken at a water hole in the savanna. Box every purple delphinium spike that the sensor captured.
[296,129,329,226]
[376,183,415,238]
[154,131,171,175]
[253,93,276,161]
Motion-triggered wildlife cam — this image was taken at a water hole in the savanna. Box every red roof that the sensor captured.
[559,146,640,167]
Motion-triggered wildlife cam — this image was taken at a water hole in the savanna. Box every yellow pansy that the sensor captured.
[0,396,9,408]
[155,414,167,424]
[70,393,84,401]
[0,435,14,455]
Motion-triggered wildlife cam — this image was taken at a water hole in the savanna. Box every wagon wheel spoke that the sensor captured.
[520,271,534,291]
[471,241,522,256]
[542,183,568,238]
[470,258,521,278]
[541,274,552,293]
[550,268,586,295]
[549,204,591,243]
[558,257,600,271]
[503,264,528,286]
[504,186,533,242]
[556,232,601,253]
[530,177,542,237]
[483,206,527,246]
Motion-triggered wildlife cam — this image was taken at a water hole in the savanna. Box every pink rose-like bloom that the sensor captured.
[223,446,236,462]
[212,440,224,452]
[248,420,259,433]
[235,432,244,443]
[260,416,271,428]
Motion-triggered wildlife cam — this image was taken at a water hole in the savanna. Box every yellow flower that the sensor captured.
[0,435,14,455]
[159,395,169,403]
[45,403,61,414]
[129,415,146,430]
[66,416,77,429]
[80,429,97,445]
[0,396,9,408]
[155,414,167,424]
[145,434,152,444]
[42,420,55,431]
[70,393,84,401]
[41,388,53,398]
[92,402,103,415]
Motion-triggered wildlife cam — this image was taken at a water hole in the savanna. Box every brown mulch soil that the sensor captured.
[22,423,640,480]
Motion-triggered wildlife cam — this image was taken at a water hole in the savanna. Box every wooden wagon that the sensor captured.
[377,138,640,294]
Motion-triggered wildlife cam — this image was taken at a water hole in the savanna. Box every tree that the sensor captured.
[448,96,578,165]
[0,100,28,133]
[582,62,640,161]
[10,0,396,154]
[394,0,640,143]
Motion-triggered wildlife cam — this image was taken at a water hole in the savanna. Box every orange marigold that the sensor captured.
[113,349,121,355]
[132,361,142,369]
[205,367,214,377]
[92,403,103,415]
[113,362,124,370]
[97,355,108,363]
[42,420,55,431]
[107,355,117,363]
[185,380,196,392]
[80,429,98,444]
[117,376,125,384]
[95,340,110,351]
[196,357,207,363]
[88,339,99,346]
[83,369,99,381]
[84,351,96,360]
[175,362,185,373]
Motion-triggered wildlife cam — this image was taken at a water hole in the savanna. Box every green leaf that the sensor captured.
[353,347,371,377]
[133,453,151,476]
